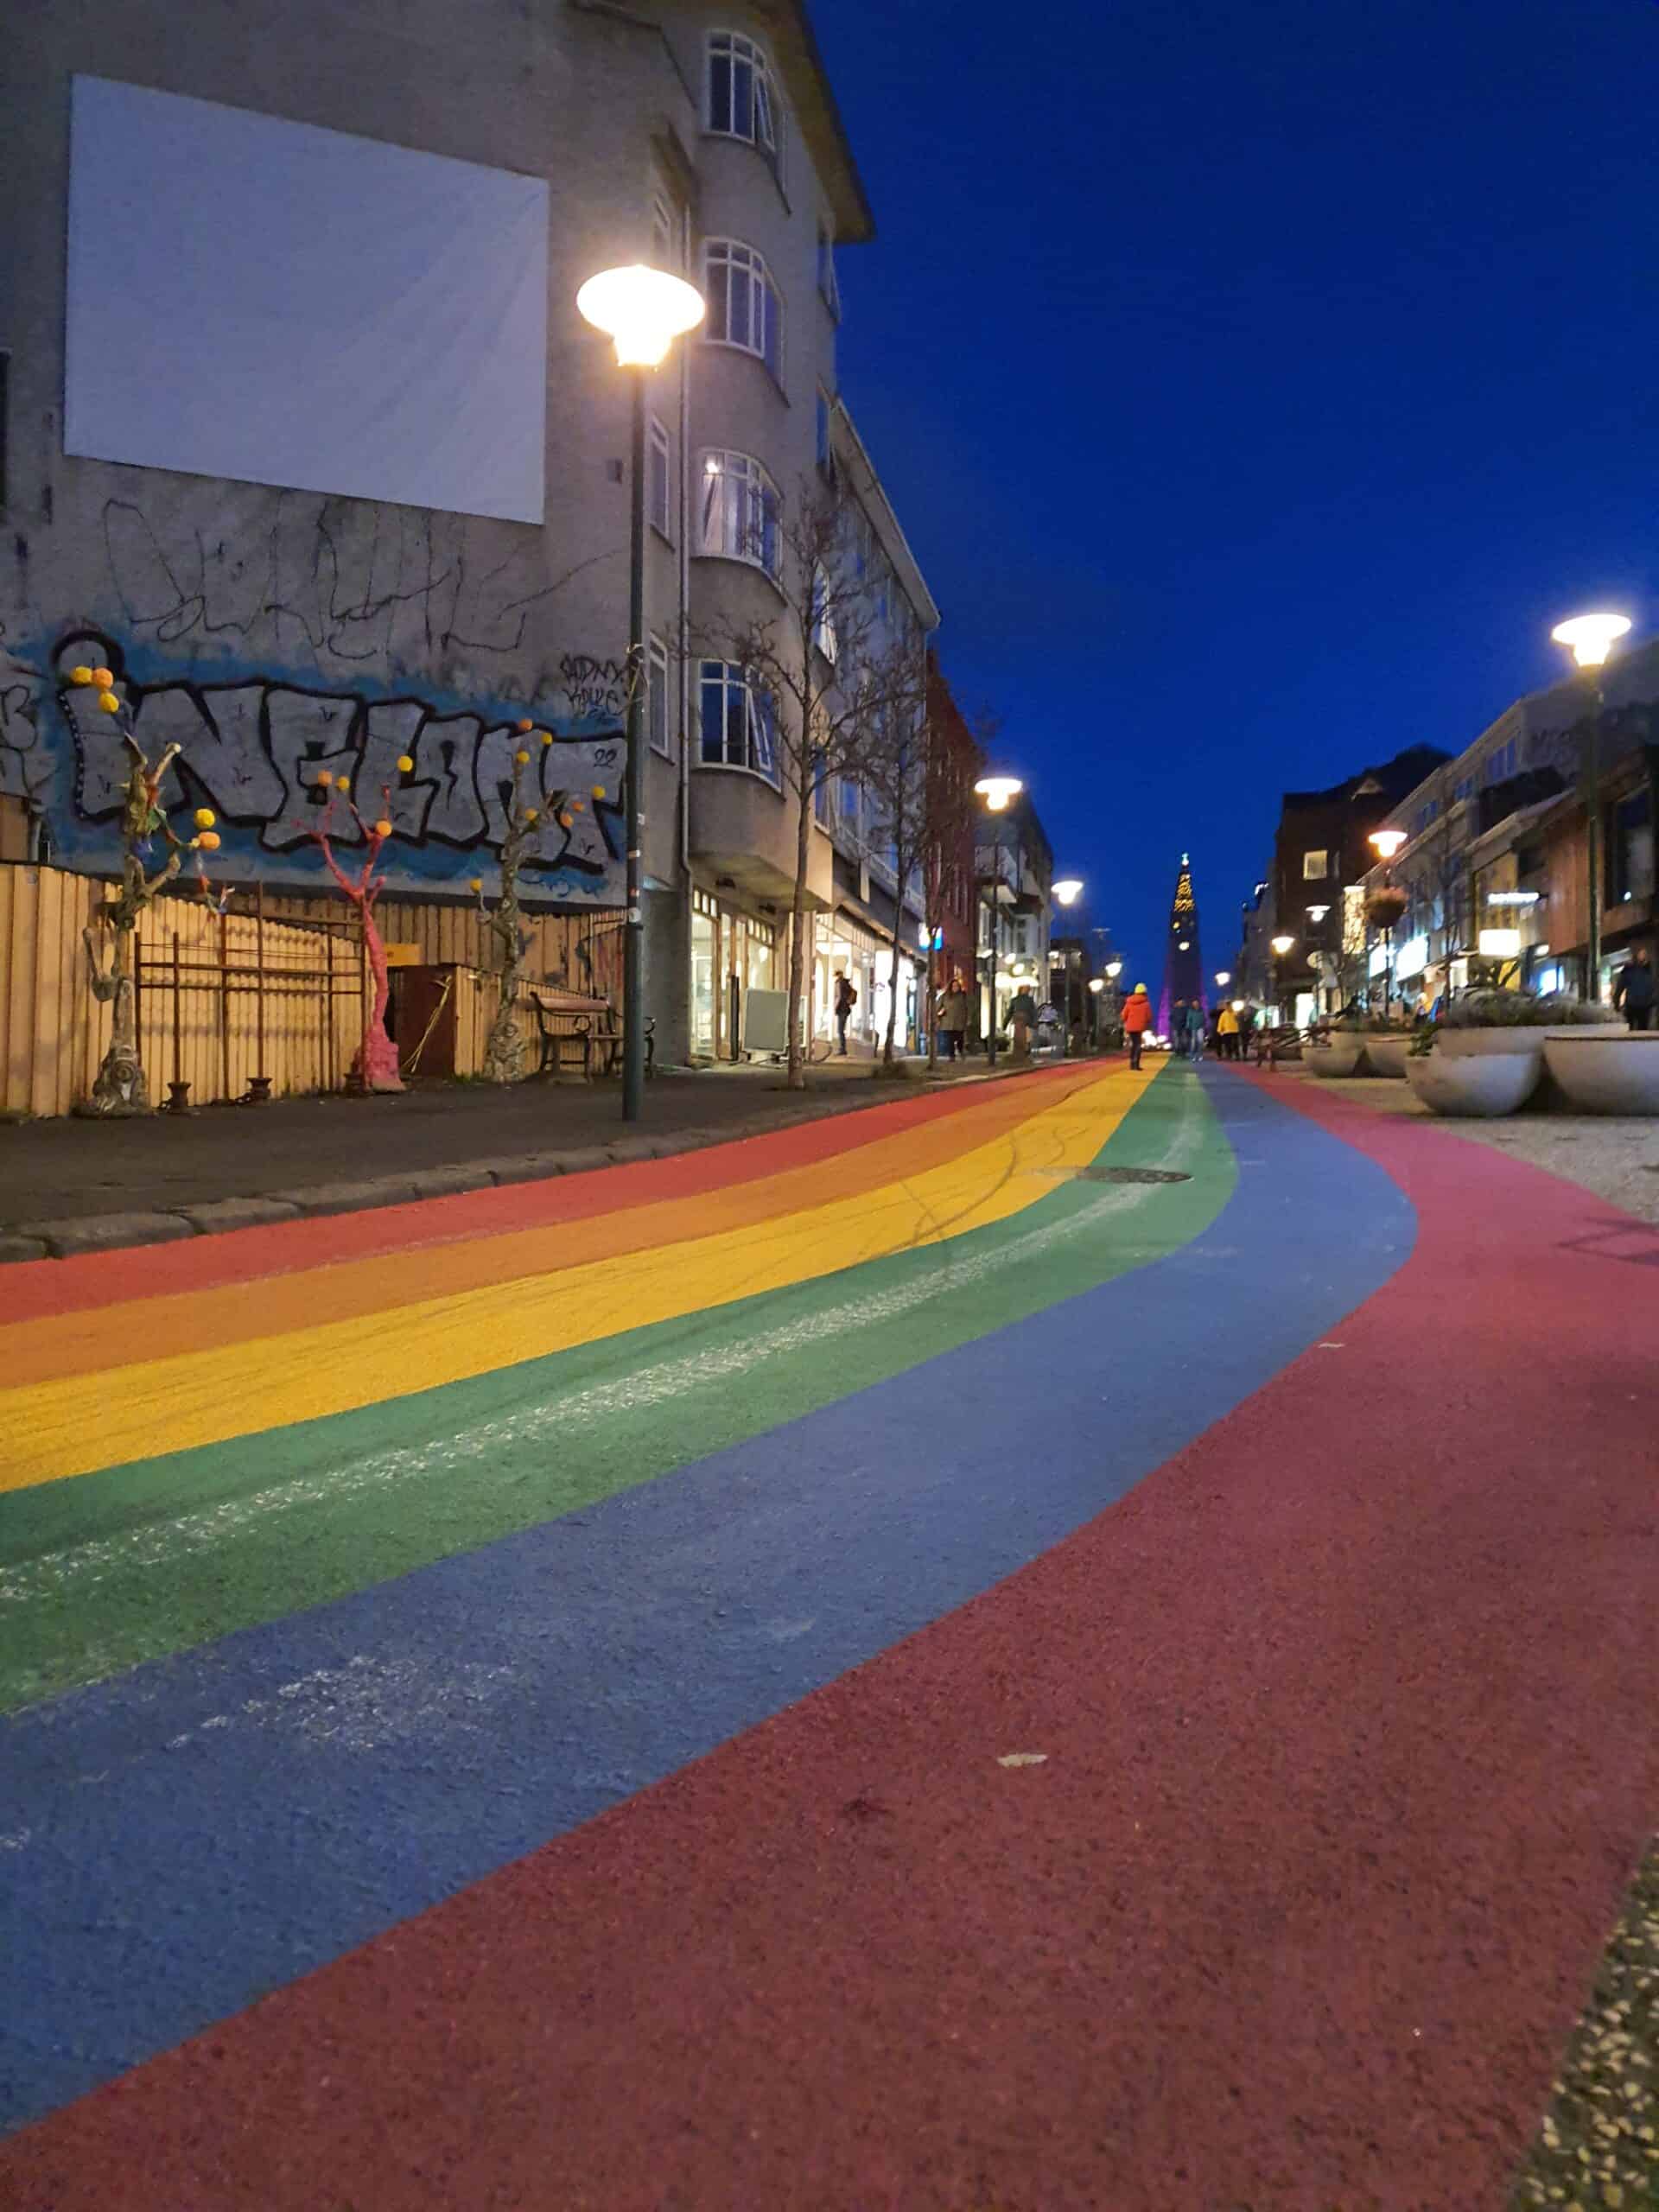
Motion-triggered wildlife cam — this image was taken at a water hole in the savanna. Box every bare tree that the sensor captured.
[688,472,923,1089]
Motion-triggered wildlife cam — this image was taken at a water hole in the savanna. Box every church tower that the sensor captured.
[1159,854,1205,1036]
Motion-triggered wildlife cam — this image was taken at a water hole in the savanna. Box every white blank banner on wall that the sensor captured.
[66,76,550,524]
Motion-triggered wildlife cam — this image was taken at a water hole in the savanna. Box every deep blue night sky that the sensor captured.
[817,0,1657,978]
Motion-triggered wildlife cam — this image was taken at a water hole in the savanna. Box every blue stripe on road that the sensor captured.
[1,1074,1413,2132]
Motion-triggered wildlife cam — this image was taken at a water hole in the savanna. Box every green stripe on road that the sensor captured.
[0,1071,1232,1710]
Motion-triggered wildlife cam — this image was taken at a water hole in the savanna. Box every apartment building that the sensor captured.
[1358,644,1659,1007]
[976,792,1054,1040]
[0,0,935,1072]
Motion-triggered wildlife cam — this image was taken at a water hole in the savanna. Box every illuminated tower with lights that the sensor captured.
[1158,854,1205,1037]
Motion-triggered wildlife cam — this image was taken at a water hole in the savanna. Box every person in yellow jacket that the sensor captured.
[1217,1001,1240,1060]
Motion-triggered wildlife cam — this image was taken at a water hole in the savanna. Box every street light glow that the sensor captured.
[1052,877,1084,906]
[1271,934,1295,956]
[1306,903,1330,922]
[1089,977,1105,994]
[974,773,1023,811]
[1369,828,1408,861]
[1105,959,1122,978]
[1550,611,1630,669]
[1215,970,1231,987]
[576,264,705,367]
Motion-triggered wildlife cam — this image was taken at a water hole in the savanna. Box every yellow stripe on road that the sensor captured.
[0,1065,1158,1493]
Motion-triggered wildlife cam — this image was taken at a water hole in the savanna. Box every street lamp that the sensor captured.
[577,264,705,1121]
[1551,610,1631,1001]
[1088,974,1105,1052]
[1052,877,1083,906]
[1270,933,1295,1025]
[1215,970,1230,988]
[974,773,1023,1067]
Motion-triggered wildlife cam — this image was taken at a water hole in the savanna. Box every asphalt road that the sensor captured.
[1,1060,1653,2208]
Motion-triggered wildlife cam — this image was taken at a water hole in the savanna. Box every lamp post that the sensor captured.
[1088,974,1105,1051]
[974,773,1022,1066]
[1051,876,1083,1052]
[576,264,705,1121]
[1270,933,1295,1026]
[1367,826,1408,1017]
[1550,611,1631,1002]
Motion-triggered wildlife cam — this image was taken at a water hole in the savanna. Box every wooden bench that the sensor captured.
[528,991,654,1081]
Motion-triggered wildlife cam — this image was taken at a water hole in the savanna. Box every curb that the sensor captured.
[0,1057,1084,1266]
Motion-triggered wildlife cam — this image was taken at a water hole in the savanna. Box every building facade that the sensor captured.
[1357,646,1659,1009]
[0,0,936,1076]
[976,794,1053,1043]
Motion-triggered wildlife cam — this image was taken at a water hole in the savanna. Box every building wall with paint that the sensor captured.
[0,0,906,1074]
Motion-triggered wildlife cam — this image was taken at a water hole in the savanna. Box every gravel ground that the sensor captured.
[1509,1842,1659,2209]
[1259,1065,1659,1224]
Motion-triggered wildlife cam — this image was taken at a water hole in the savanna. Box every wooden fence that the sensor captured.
[0,863,626,1118]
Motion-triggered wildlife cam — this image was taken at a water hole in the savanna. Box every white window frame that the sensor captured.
[1302,848,1329,880]
[810,562,838,664]
[648,635,673,760]
[648,416,671,542]
[698,658,779,785]
[696,448,781,584]
[817,224,840,317]
[705,32,781,179]
[702,239,782,381]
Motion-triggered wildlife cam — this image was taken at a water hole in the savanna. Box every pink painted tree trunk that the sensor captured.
[309,797,404,1093]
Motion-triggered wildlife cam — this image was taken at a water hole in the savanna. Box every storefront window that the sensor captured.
[690,908,716,1058]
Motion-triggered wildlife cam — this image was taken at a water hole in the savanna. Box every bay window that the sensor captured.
[703,239,781,378]
[699,661,779,782]
[697,449,781,583]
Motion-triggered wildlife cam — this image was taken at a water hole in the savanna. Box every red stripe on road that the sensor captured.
[3,1073,1654,2208]
[0,1064,1087,1324]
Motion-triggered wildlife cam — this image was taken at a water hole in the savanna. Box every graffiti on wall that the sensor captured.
[3,630,629,906]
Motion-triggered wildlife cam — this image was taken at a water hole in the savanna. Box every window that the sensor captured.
[648,416,671,541]
[697,450,781,582]
[703,240,781,378]
[817,226,840,316]
[648,636,672,760]
[651,190,685,271]
[816,386,832,474]
[1612,788,1655,904]
[1302,849,1329,880]
[810,563,837,663]
[706,32,779,170]
[812,747,831,825]
[699,660,778,781]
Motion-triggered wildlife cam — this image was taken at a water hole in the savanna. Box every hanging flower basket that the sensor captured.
[1365,887,1408,930]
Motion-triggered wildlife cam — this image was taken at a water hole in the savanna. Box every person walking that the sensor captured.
[834,970,857,1056]
[1217,1001,1239,1059]
[1183,999,1205,1061]
[1612,945,1655,1031]
[1122,982,1154,1071]
[936,973,970,1061]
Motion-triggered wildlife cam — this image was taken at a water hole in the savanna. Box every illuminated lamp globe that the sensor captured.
[1271,934,1295,957]
[576,264,706,368]
[1052,876,1084,906]
[1089,977,1104,995]
[1104,959,1122,978]
[1369,828,1408,861]
[1215,970,1231,987]
[974,772,1022,812]
[1178,939,1190,951]
[1550,611,1631,670]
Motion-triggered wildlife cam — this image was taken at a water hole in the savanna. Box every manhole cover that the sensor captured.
[1031,1164,1192,1185]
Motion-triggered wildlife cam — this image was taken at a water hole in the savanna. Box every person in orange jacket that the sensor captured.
[1121,982,1154,1071]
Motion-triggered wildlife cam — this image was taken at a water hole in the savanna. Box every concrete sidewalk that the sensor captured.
[0,1052,1081,1262]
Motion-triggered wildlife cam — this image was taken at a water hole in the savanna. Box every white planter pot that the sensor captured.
[1437,1027,1545,1062]
[1306,1037,1366,1077]
[1406,1048,1539,1116]
[1541,1033,1659,1115]
[1363,1034,1411,1078]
